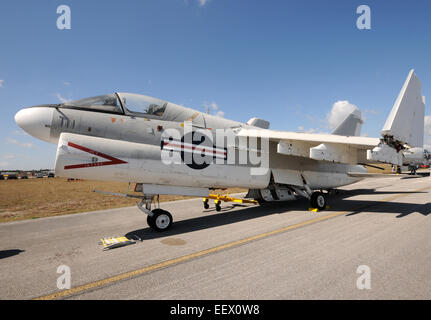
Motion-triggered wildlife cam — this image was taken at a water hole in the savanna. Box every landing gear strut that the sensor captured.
[137,196,173,232]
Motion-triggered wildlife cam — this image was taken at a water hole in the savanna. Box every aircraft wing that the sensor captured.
[237,129,379,148]
[236,128,381,164]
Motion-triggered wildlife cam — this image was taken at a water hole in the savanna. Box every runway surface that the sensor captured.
[1,175,431,300]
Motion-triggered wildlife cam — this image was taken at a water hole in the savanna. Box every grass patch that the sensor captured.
[0,178,245,223]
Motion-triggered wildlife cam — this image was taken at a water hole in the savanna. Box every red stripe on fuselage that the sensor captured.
[163,141,226,156]
[64,142,127,170]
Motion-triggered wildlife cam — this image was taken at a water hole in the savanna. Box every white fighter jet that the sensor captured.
[15,70,425,231]
[400,147,430,174]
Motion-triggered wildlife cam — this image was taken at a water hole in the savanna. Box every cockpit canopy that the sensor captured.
[62,93,167,118]
[117,93,167,117]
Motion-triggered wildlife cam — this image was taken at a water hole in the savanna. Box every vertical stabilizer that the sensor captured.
[381,69,425,147]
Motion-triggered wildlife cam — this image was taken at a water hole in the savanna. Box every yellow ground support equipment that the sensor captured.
[203,194,258,211]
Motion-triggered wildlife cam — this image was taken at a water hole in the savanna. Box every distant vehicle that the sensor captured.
[7,174,18,180]
[36,173,44,178]
[0,174,4,180]
[48,172,55,178]
[21,175,28,179]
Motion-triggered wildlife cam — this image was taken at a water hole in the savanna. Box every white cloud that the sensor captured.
[56,93,71,103]
[203,101,225,118]
[0,80,4,87]
[197,0,209,6]
[2,154,17,160]
[365,108,378,115]
[0,161,8,168]
[297,126,316,133]
[327,100,361,129]
[12,129,29,137]
[424,134,431,150]
[424,115,431,136]
[6,138,34,148]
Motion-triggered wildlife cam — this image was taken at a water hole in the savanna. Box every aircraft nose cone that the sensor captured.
[15,107,55,143]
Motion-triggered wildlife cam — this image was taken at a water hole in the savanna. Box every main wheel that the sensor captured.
[310,192,326,210]
[147,209,173,232]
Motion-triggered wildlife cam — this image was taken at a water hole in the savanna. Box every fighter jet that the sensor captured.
[15,70,425,231]
[401,147,431,174]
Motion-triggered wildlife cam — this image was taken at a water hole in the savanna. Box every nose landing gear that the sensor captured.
[147,209,173,232]
[137,196,173,232]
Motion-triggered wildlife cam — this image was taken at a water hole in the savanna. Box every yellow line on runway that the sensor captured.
[34,184,431,300]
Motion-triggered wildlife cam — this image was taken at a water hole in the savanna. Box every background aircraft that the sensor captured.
[15,70,426,231]
[400,147,431,174]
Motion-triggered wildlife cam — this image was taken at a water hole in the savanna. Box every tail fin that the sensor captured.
[332,108,363,136]
[381,69,425,147]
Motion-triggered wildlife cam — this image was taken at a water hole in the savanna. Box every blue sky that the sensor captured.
[0,0,430,169]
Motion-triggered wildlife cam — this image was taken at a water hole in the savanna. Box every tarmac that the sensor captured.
[1,174,430,299]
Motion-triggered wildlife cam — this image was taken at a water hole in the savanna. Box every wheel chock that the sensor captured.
[308,205,330,212]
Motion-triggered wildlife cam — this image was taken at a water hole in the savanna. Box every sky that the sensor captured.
[0,0,431,170]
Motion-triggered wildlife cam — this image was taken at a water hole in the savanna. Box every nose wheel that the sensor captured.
[137,197,173,232]
[147,209,173,232]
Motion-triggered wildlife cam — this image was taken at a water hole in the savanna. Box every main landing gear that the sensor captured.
[310,191,327,210]
[291,182,328,211]
[137,196,173,232]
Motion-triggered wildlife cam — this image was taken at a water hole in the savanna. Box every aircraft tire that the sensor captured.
[147,214,155,229]
[310,192,326,210]
[257,199,266,205]
[148,209,173,232]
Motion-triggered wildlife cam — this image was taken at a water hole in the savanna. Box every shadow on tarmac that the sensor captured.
[126,188,430,241]
[0,249,25,260]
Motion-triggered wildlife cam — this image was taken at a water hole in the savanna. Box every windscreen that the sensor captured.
[63,94,123,114]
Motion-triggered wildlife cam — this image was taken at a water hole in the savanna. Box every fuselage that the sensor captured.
[15,92,365,191]
[402,147,431,167]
